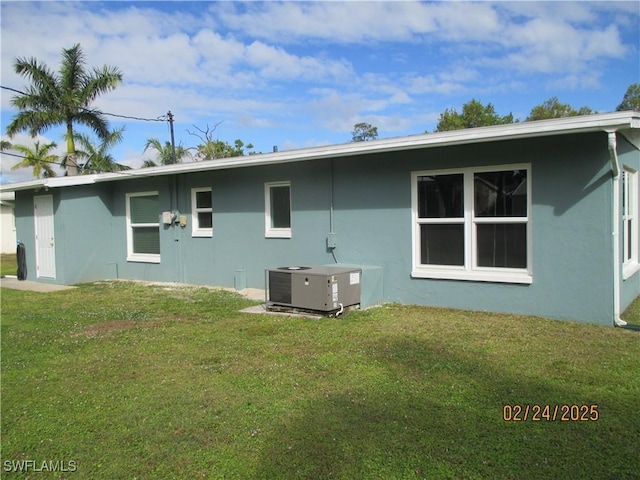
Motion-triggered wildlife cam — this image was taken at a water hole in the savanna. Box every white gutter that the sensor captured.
[608,131,627,327]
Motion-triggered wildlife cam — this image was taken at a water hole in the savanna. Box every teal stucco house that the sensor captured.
[3,112,640,326]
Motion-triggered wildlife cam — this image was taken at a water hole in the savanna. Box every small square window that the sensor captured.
[476,223,527,268]
[417,174,464,218]
[420,224,465,266]
[191,188,213,237]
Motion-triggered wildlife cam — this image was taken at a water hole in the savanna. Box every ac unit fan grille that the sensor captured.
[268,271,292,304]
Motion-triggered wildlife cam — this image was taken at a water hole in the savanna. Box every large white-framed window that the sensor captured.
[126,191,160,263]
[622,167,639,278]
[265,181,291,238]
[411,164,532,284]
[191,187,213,237]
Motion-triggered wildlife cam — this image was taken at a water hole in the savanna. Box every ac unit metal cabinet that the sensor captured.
[266,266,361,312]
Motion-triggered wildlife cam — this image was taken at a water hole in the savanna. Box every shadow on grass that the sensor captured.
[620,323,640,332]
[254,335,637,480]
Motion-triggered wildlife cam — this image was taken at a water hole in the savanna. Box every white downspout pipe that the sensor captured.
[608,131,628,327]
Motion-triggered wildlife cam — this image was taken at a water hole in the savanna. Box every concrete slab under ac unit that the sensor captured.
[240,303,323,319]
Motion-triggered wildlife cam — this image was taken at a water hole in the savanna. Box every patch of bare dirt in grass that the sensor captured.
[74,314,194,338]
[80,320,138,338]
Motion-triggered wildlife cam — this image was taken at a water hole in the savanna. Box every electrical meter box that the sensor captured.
[266,265,361,312]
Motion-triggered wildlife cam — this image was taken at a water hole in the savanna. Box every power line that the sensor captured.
[0,150,134,175]
[1,86,185,177]
[1,84,171,176]
[1,85,166,123]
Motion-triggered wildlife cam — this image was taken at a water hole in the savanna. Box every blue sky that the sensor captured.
[1,1,639,183]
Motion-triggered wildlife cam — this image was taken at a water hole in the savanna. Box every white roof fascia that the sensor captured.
[1,111,638,193]
[0,178,47,192]
[0,175,98,192]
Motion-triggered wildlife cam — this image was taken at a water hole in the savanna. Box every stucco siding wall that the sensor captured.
[330,133,614,325]
[109,161,336,287]
[56,185,116,284]
[618,134,640,313]
[14,186,116,284]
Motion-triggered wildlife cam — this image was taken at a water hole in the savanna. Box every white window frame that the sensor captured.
[126,191,161,263]
[265,181,292,238]
[191,187,213,237]
[411,164,532,284]
[622,167,639,279]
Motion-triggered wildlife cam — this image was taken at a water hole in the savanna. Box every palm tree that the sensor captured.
[64,127,131,173]
[10,141,59,178]
[5,43,122,176]
[142,138,192,166]
[141,159,159,168]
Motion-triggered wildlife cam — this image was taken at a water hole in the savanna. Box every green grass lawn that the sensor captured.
[1,281,639,479]
[621,296,640,326]
[1,253,17,277]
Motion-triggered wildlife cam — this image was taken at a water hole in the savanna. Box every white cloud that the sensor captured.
[218,1,438,43]
[244,41,354,82]
[406,74,467,95]
[192,30,246,74]
[499,18,627,75]
[215,1,633,79]
[1,0,638,179]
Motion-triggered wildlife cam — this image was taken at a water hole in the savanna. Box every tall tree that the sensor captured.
[10,141,59,178]
[187,124,254,160]
[434,99,514,132]
[351,122,378,142]
[142,138,192,167]
[526,97,594,121]
[5,43,122,176]
[193,139,254,160]
[617,84,640,111]
[64,127,131,173]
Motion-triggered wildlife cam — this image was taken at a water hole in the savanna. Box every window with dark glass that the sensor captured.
[417,174,464,266]
[192,188,213,236]
[474,170,527,268]
[265,182,292,238]
[474,170,527,217]
[413,166,530,281]
[128,193,160,258]
[270,185,291,229]
[622,169,638,272]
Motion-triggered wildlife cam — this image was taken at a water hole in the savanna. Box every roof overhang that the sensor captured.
[2,111,639,193]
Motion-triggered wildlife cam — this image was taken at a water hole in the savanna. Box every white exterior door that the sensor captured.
[34,195,56,278]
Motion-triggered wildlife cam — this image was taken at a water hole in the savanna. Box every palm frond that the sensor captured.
[5,43,123,175]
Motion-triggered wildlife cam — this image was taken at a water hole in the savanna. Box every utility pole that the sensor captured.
[167,111,176,164]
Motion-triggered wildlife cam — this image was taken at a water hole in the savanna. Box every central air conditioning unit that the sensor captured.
[266,265,361,313]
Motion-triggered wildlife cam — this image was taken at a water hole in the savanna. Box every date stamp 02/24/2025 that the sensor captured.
[502,404,599,422]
